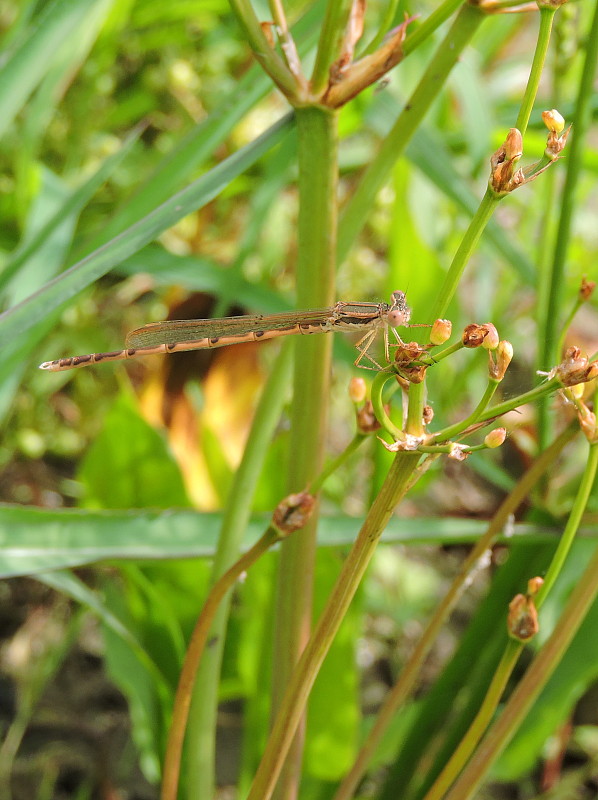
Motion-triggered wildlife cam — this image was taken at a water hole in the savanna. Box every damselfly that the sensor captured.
[39,291,411,372]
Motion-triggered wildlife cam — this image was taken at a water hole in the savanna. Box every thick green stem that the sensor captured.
[248,452,422,800]
[270,106,338,800]
[338,3,485,264]
[183,345,293,800]
[537,0,598,448]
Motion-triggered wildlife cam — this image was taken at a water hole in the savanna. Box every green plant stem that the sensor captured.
[247,451,422,800]
[442,447,598,800]
[161,525,286,800]
[310,0,353,95]
[183,344,293,800]
[310,433,367,494]
[424,438,598,800]
[423,640,523,800]
[270,106,338,800]
[431,188,499,321]
[332,424,576,800]
[476,376,560,423]
[537,0,598,449]
[371,371,405,440]
[516,6,556,135]
[536,439,598,607]
[228,0,303,101]
[337,2,485,263]
[431,379,499,443]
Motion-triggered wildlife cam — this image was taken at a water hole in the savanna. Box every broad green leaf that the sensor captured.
[78,393,191,509]
[0,504,575,579]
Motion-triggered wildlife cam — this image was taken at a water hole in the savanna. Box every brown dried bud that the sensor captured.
[508,593,539,642]
[488,340,514,381]
[349,377,367,404]
[429,318,452,346]
[484,427,506,449]
[542,109,565,134]
[489,128,524,195]
[393,340,427,365]
[448,443,469,461]
[400,364,428,384]
[579,277,596,302]
[545,123,571,161]
[356,401,382,434]
[556,347,598,387]
[272,492,316,536]
[462,324,487,348]
[422,405,434,425]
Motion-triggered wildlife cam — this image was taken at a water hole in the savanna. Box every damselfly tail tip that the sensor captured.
[39,361,55,371]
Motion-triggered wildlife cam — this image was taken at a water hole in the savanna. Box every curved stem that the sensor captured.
[161,526,284,800]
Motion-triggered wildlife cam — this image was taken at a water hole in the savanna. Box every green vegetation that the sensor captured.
[0,2,597,799]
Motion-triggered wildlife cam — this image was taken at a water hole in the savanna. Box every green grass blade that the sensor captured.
[0,0,112,139]
[0,114,293,347]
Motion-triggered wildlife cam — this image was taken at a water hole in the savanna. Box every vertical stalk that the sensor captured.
[270,106,338,800]
[182,345,293,800]
[536,0,598,448]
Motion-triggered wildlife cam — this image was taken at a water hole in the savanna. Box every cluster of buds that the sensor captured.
[393,340,430,383]
[556,346,598,388]
[489,110,571,195]
[462,323,499,349]
[507,577,544,643]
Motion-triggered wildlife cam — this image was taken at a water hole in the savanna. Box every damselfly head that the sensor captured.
[387,291,411,328]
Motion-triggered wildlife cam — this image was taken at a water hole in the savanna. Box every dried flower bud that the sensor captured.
[484,427,506,449]
[508,593,539,642]
[542,109,565,134]
[527,577,544,596]
[462,324,488,348]
[545,123,571,161]
[356,401,382,434]
[489,128,524,195]
[488,340,514,381]
[448,443,469,461]
[378,433,424,452]
[422,405,434,425]
[579,277,596,302]
[272,492,316,536]
[393,340,426,365]
[429,318,452,346]
[577,403,597,443]
[349,377,367,403]
[400,364,428,384]
[556,347,598,387]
